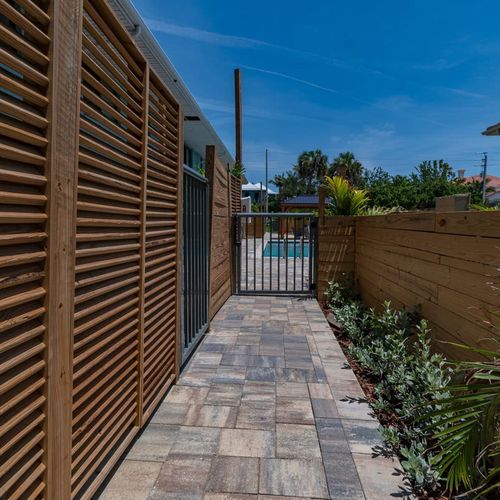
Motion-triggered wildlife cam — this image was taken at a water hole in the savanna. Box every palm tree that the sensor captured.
[294,150,329,194]
[330,152,364,187]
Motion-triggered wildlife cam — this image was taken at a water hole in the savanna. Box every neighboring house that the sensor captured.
[242,182,277,204]
[463,174,500,204]
[280,195,331,212]
[479,123,500,204]
[108,0,234,172]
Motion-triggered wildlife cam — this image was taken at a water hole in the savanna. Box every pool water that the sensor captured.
[263,240,310,258]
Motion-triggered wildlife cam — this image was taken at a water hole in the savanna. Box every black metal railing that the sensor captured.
[182,166,209,362]
[234,213,317,296]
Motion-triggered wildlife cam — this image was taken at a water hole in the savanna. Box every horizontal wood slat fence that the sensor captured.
[0,0,226,497]
[317,212,500,360]
[206,145,241,319]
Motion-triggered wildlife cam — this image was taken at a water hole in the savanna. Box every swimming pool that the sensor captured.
[263,240,310,258]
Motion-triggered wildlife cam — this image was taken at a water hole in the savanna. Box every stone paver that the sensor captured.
[99,296,411,500]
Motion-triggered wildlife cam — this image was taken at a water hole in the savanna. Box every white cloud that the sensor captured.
[442,87,486,99]
[372,95,416,111]
[144,18,272,49]
[413,58,465,71]
[241,65,340,95]
[144,18,385,77]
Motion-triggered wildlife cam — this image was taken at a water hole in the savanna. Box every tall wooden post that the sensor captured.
[136,64,149,427]
[234,68,242,165]
[174,107,184,382]
[319,185,326,225]
[44,0,83,497]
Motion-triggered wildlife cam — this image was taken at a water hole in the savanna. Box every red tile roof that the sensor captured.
[464,175,500,189]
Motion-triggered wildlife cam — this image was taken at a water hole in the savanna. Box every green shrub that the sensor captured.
[324,281,451,495]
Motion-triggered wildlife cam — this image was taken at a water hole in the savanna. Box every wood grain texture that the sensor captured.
[317,216,356,298]
[142,70,180,418]
[72,0,145,494]
[207,146,233,319]
[0,0,53,498]
[1,1,183,497]
[44,1,83,498]
[318,212,500,359]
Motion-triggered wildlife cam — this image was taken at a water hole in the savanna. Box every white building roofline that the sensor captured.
[107,0,234,166]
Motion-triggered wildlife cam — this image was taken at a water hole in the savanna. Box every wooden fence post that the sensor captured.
[227,165,235,294]
[136,64,149,427]
[318,185,326,225]
[44,0,83,497]
[174,108,184,381]
[205,145,216,323]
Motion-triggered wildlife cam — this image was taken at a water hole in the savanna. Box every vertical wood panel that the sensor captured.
[136,64,149,427]
[207,146,233,319]
[174,108,183,381]
[72,0,146,496]
[44,0,83,498]
[141,70,180,419]
[0,0,52,498]
[1,0,183,496]
[317,216,356,298]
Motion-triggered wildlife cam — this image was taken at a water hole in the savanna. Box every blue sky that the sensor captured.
[133,0,500,183]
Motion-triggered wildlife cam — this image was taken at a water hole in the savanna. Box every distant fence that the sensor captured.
[0,0,235,498]
[317,212,500,360]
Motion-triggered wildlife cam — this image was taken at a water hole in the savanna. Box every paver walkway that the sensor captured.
[99,296,411,500]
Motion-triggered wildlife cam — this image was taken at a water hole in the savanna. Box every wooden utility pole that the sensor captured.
[234,68,242,165]
[265,148,269,212]
[481,152,488,203]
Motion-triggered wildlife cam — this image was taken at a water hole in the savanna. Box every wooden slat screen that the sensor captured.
[142,72,181,419]
[229,172,241,213]
[0,0,51,498]
[0,0,233,496]
[206,146,232,318]
[72,0,146,496]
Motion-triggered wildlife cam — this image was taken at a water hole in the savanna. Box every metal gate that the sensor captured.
[234,213,317,295]
[182,166,209,362]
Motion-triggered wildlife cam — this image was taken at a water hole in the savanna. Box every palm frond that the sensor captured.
[324,175,369,215]
[421,345,500,497]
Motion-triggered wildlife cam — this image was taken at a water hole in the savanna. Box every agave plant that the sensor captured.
[324,175,369,215]
[423,341,500,498]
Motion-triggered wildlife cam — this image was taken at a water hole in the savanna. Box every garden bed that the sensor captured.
[320,282,499,500]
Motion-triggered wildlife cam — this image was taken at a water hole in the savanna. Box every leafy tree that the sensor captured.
[271,170,307,200]
[410,160,466,209]
[330,151,364,187]
[362,161,469,210]
[459,176,496,206]
[361,167,417,209]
